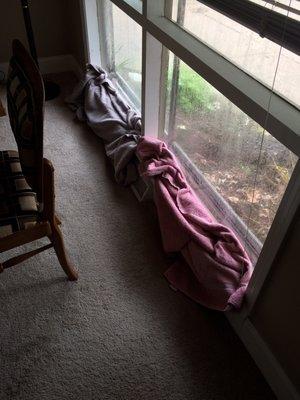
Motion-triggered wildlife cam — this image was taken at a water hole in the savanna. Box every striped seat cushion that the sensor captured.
[0,150,39,238]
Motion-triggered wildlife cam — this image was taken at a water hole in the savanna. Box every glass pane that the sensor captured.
[163,50,298,264]
[250,0,300,21]
[123,0,143,13]
[100,2,142,109]
[170,0,300,109]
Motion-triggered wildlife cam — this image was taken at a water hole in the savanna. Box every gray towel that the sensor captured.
[66,65,142,185]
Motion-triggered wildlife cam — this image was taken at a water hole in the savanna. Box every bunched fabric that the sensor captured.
[137,136,253,311]
[68,65,253,310]
[67,65,142,186]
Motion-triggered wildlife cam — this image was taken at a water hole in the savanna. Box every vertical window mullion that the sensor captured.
[143,33,163,138]
[142,0,164,136]
[141,27,146,136]
[167,0,186,141]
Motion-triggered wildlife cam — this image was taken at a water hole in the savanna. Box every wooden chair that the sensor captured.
[0,40,78,280]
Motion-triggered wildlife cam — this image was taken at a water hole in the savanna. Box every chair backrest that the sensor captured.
[6,39,45,205]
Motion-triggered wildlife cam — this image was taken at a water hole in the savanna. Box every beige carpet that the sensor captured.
[0,73,275,400]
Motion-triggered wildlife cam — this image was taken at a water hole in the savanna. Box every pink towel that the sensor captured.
[137,137,253,311]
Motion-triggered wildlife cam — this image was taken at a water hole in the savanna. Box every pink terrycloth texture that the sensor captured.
[137,137,253,311]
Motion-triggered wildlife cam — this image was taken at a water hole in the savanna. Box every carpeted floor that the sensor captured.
[0,73,275,400]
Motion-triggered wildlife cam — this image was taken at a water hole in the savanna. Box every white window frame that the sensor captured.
[81,2,300,395]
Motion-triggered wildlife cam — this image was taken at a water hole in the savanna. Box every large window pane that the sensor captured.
[170,0,300,108]
[163,51,298,263]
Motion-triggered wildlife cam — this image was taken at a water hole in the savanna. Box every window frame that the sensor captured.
[83,0,300,317]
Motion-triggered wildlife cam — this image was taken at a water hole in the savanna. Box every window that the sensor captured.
[169,0,300,108]
[162,51,297,262]
[85,0,300,304]
[98,0,142,109]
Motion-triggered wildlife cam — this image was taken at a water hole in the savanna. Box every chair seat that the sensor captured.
[0,150,39,238]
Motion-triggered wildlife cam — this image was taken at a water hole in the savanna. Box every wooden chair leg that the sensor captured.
[55,214,62,225]
[43,158,78,281]
[50,221,78,281]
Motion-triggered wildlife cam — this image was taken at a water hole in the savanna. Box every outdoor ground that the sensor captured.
[174,107,297,243]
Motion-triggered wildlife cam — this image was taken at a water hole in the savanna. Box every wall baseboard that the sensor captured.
[0,54,83,81]
[227,313,299,400]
